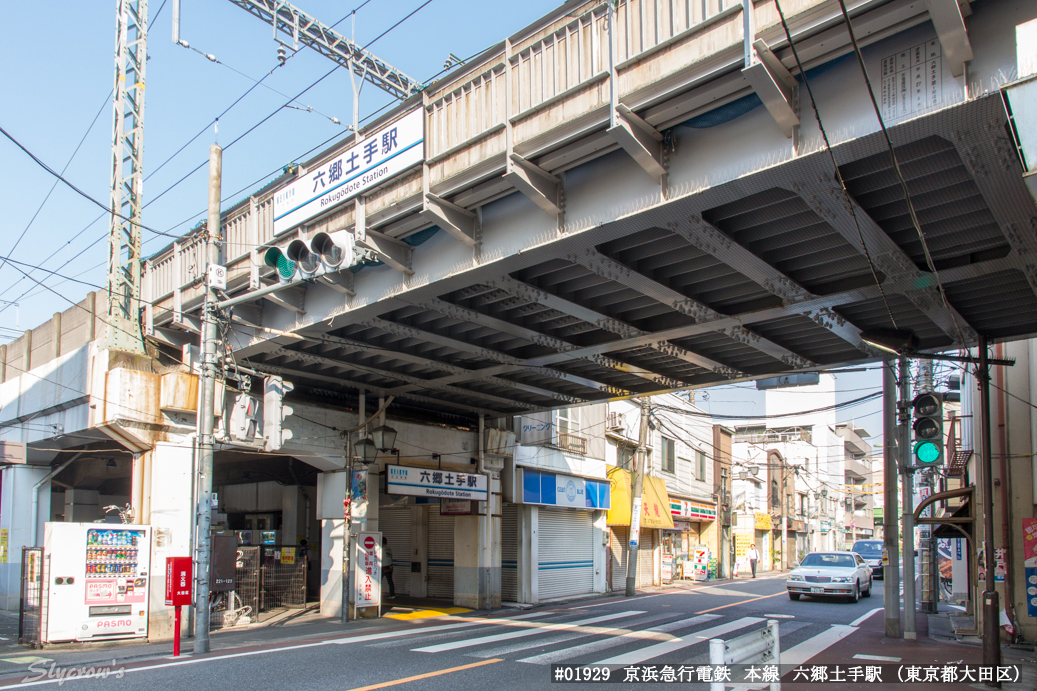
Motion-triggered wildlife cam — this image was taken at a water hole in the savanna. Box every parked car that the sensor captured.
[851,539,884,579]
[786,551,873,602]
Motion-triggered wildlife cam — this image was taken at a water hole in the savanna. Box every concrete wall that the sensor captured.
[146,442,194,641]
[0,465,50,610]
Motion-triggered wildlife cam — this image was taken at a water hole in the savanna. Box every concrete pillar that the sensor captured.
[147,442,194,641]
[593,510,607,593]
[282,486,299,544]
[518,504,534,604]
[530,506,540,604]
[0,465,50,610]
[455,473,503,609]
[317,470,346,618]
[410,505,427,597]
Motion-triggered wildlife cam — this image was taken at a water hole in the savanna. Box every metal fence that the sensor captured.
[260,545,308,611]
[18,548,46,648]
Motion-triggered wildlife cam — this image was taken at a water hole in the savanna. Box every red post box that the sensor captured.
[165,557,192,656]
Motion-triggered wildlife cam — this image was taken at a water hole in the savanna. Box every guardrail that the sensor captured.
[709,619,780,691]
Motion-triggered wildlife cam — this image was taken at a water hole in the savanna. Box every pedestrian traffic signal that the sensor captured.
[912,392,944,465]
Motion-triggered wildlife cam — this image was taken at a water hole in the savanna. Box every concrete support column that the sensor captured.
[593,510,607,593]
[146,442,193,641]
[0,465,50,611]
[518,504,533,604]
[317,470,346,618]
[410,505,427,598]
[454,473,501,609]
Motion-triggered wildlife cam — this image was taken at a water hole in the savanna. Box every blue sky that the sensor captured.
[0,0,560,340]
[0,0,896,439]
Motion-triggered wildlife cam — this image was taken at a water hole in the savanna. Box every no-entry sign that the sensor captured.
[355,532,381,609]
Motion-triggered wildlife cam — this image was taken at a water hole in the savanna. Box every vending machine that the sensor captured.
[43,523,152,643]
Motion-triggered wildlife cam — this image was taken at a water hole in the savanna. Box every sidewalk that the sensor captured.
[780,608,1037,690]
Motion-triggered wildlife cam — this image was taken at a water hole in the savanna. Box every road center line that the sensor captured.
[344,659,503,691]
[694,590,786,614]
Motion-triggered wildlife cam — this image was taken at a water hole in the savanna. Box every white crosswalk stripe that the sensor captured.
[594,617,765,665]
[412,610,646,653]
[466,612,681,659]
[518,614,723,665]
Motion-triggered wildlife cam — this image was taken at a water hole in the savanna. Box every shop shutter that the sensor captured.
[501,503,519,602]
[427,504,455,600]
[638,529,655,587]
[380,507,411,597]
[610,527,628,593]
[537,509,593,601]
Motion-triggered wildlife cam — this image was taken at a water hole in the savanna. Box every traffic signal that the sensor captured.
[265,231,354,284]
[263,376,295,451]
[264,247,297,284]
[912,391,944,465]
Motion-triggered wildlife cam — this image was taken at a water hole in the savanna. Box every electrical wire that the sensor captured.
[833,0,972,351]
[0,0,429,320]
[772,0,898,332]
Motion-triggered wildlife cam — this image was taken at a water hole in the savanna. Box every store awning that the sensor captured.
[606,468,674,529]
[933,497,973,540]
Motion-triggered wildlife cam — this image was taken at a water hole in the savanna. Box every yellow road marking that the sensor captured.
[345,658,503,690]
[384,607,471,620]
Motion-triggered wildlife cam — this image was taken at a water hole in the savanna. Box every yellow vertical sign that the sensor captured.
[0,529,8,564]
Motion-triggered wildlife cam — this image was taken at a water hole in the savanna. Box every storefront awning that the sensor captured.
[606,468,674,529]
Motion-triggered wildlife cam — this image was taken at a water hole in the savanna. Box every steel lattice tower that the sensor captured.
[107,0,148,353]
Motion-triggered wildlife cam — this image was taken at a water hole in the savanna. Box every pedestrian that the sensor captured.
[746,544,759,578]
[382,537,395,599]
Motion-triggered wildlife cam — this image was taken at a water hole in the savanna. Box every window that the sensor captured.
[617,444,635,470]
[555,407,581,435]
[696,450,706,480]
[660,437,675,473]
[799,494,808,517]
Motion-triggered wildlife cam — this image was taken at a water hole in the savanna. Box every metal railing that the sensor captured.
[709,619,781,691]
[556,431,588,455]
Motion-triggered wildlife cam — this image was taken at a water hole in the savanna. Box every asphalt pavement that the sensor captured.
[0,572,911,690]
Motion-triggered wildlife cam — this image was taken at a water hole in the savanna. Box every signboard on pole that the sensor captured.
[273,109,424,235]
[354,532,381,608]
[386,465,488,500]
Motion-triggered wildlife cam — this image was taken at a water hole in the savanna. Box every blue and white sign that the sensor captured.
[520,469,611,510]
[386,465,488,500]
[273,109,424,235]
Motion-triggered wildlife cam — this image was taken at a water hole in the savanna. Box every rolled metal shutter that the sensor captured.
[638,529,655,587]
[537,509,593,601]
[427,504,454,599]
[501,503,519,602]
[380,507,411,597]
[610,527,628,593]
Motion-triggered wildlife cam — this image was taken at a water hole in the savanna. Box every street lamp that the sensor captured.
[354,437,379,464]
[370,424,398,452]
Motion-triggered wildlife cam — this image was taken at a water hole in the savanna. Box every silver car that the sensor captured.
[786,551,873,602]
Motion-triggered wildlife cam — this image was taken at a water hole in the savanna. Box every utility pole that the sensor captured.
[883,360,901,637]
[626,397,650,596]
[899,355,917,640]
[193,144,222,653]
[978,335,1002,672]
[780,458,788,570]
[107,0,148,354]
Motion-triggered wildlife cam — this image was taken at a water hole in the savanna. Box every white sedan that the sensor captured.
[786,551,873,603]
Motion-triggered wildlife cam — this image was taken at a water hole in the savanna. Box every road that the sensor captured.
[0,574,886,690]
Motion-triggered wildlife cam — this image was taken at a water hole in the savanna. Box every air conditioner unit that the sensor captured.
[607,411,624,431]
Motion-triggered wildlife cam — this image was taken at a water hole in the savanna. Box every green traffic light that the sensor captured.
[914,440,940,464]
